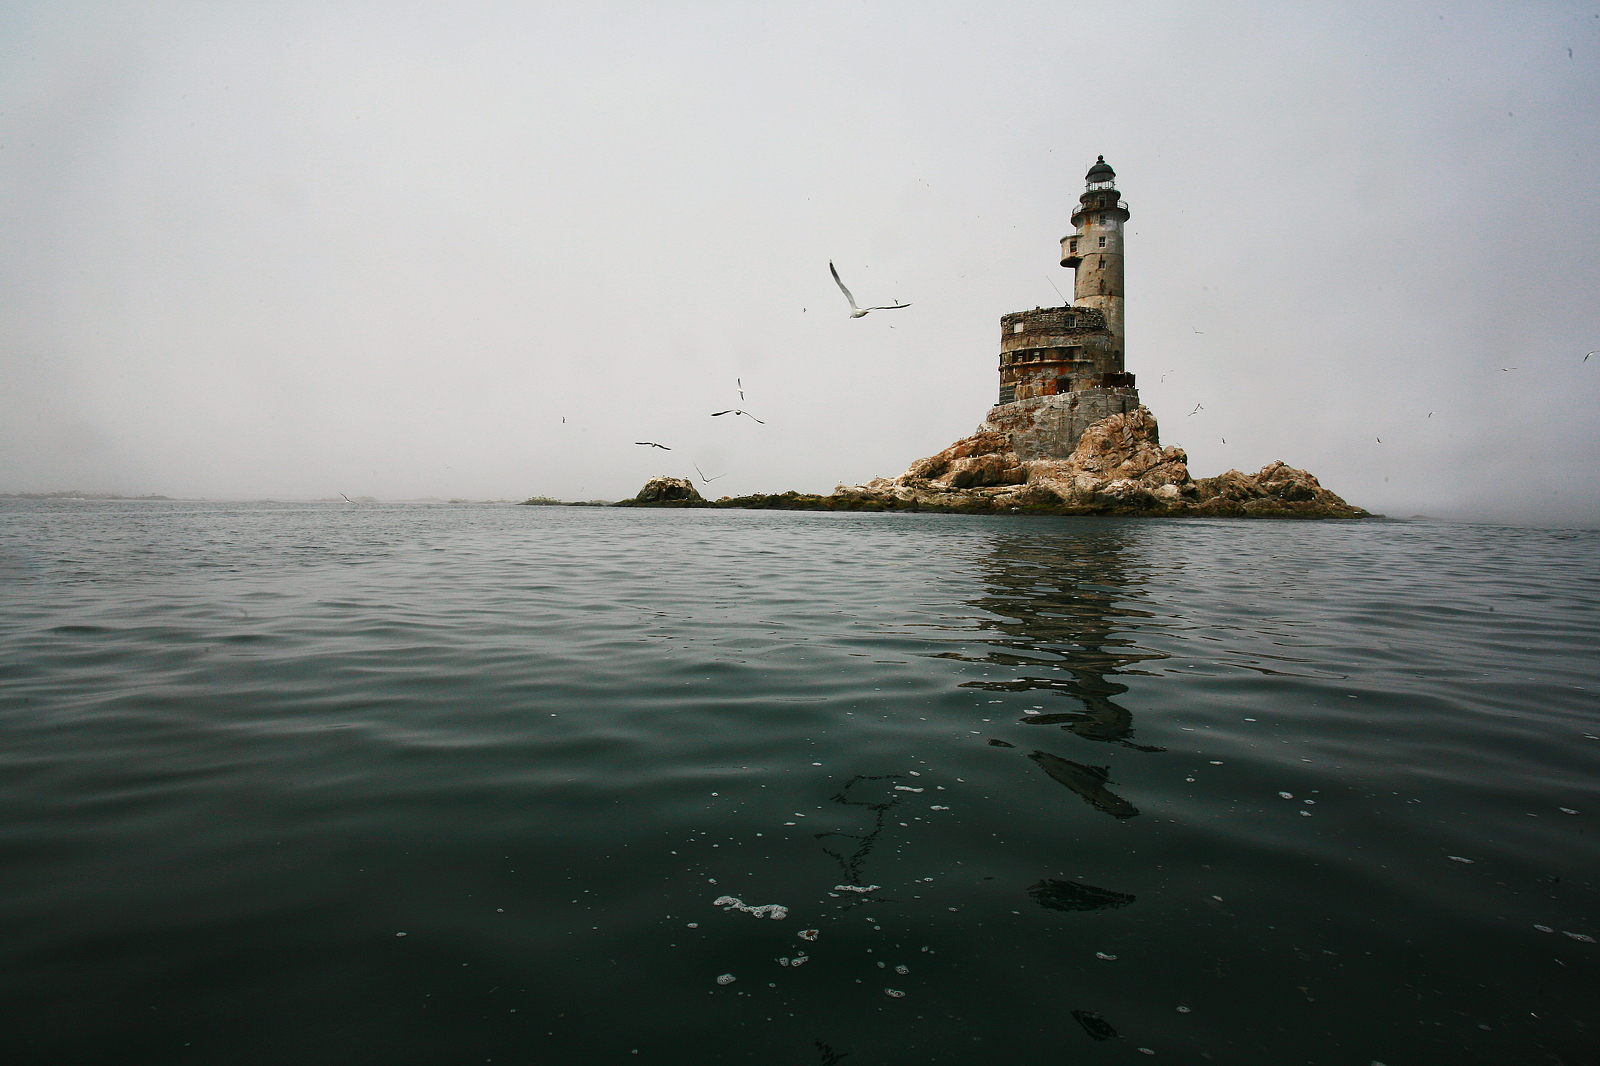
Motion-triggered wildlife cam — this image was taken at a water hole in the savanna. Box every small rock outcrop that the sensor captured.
[832,406,1365,517]
[634,476,704,504]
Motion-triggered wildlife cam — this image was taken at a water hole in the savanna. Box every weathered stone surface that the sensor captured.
[1190,460,1352,514]
[979,389,1142,461]
[634,476,703,503]
[829,406,1366,518]
[904,432,1018,483]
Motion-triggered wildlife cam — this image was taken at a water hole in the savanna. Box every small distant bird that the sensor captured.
[1220,437,1226,444]
[635,441,671,450]
[694,464,727,484]
[340,493,352,503]
[1376,437,1382,443]
[1188,403,1203,416]
[1194,331,1204,334]
[1500,367,1518,372]
[737,378,745,400]
[829,261,911,318]
[1428,412,1433,418]
[1585,351,1595,362]
[712,409,764,423]
[1160,370,1175,382]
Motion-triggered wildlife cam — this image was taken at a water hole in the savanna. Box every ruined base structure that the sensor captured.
[984,390,1140,462]
[988,305,1139,460]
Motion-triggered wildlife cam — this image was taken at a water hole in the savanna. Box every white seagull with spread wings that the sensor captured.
[830,261,911,319]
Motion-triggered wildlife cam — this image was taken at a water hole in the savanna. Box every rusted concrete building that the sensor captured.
[984,156,1141,460]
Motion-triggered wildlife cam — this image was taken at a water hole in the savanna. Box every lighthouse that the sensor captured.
[1061,155,1127,366]
[983,156,1141,460]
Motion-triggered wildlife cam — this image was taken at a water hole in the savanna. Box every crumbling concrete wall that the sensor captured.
[980,387,1143,461]
[996,305,1126,405]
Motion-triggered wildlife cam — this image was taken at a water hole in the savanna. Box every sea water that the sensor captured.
[0,500,1595,1064]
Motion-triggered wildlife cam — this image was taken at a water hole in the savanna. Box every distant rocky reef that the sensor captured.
[617,406,1368,518]
[517,496,614,507]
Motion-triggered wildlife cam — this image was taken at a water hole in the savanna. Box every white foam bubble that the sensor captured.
[713,895,788,919]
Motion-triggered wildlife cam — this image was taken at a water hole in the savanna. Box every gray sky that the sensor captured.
[3,1,1597,523]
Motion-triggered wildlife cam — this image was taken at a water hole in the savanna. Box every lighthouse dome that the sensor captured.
[1085,155,1116,187]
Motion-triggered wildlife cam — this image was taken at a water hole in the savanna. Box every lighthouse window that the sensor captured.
[1013,322,1025,334]
[1068,239,1077,253]
[1098,256,1105,267]
[1098,236,1106,247]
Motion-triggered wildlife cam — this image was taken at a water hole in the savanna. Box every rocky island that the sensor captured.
[617,404,1365,517]
[616,155,1366,520]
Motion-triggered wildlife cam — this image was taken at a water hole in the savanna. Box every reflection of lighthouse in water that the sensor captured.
[938,526,1166,817]
[944,529,1166,751]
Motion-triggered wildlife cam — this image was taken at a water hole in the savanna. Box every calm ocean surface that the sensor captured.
[1,501,1596,1065]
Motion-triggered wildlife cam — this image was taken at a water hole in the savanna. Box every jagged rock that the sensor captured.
[1251,460,1326,502]
[902,432,1026,488]
[1192,461,1351,514]
[832,405,1365,518]
[634,476,703,503]
[1067,407,1169,478]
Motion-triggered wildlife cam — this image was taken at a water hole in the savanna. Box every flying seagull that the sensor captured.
[712,409,764,423]
[1585,351,1595,362]
[635,441,672,450]
[694,464,727,484]
[340,493,352,504]
[1188,403,1203,416]
[737,378,745,400]
[829,261,911,318]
